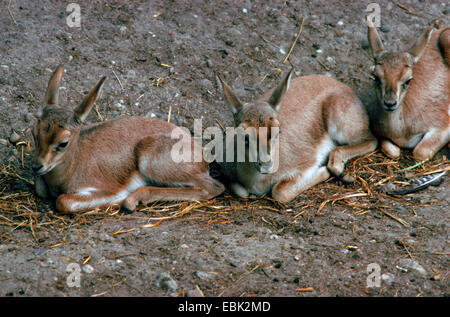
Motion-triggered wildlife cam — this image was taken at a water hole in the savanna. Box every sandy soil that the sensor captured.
[0,0,448,297]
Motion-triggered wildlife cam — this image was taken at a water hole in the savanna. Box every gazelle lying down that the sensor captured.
[216,69,378,203]
[32,66,224,213]
[367,18,450,161]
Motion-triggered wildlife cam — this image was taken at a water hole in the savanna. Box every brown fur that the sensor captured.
[217,69,377,203]
[32,66,224,213]
[367,19,450,161]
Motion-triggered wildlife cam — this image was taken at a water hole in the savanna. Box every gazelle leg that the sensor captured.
[120,135,224,212]
[271,166,330,203]
[121,174,224,212]
[327,139,378,182]
[413,129,450,161]
[56,190,127,214]
[324,94,378,181]
[229,182,249,198]
[54,171,148,213]
[380,139,401,159]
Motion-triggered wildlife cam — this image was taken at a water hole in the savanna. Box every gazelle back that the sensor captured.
[32,66,224,213]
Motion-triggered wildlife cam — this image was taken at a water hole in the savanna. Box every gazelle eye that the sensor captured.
[402,78,412,88]
[56,141,69,151]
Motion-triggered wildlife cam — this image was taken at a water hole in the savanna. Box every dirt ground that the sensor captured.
[0,0,449,298]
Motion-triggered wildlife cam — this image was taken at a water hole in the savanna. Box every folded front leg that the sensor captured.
[413,128,450,161]
[271,166,330,203]
[380,139,401,159]
[327,139,378,182]
[229,182,249,198]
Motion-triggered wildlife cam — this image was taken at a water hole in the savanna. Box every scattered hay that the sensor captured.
[0,150,448,241]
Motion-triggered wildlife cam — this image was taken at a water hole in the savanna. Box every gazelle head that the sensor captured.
[217,69,293,174]
[367,18,437,112]
[32,66,105,175]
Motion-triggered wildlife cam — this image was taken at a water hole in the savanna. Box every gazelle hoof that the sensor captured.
[336,172,354,184]
[119,205,134,214]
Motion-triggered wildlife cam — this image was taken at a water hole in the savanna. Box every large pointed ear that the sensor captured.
[216,74,244,115]
[366,16,384,59]
[407,22,437,64]
[45,65,65,106]
[267,68,293,112]
[73,76,106,122]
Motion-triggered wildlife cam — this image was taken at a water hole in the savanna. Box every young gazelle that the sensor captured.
[32,66,224,213]
[216,69,377,203]
[367,18,450,161]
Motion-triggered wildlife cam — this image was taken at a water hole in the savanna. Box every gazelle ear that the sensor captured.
[366,16,384,59]
[267,68,293,112]
[45,65,65,106]
[73,76,106,122]
[407,22,436,64]
[216,74,244,115]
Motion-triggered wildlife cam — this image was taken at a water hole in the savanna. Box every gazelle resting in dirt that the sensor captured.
[32,66,224,213]
[216,68,378,203]
[367,18,450,161]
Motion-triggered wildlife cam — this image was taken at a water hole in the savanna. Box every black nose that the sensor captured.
[383,101,398,110]
[32,163,43,173]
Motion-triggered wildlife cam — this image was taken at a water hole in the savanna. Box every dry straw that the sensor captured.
[0,150,448,242]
